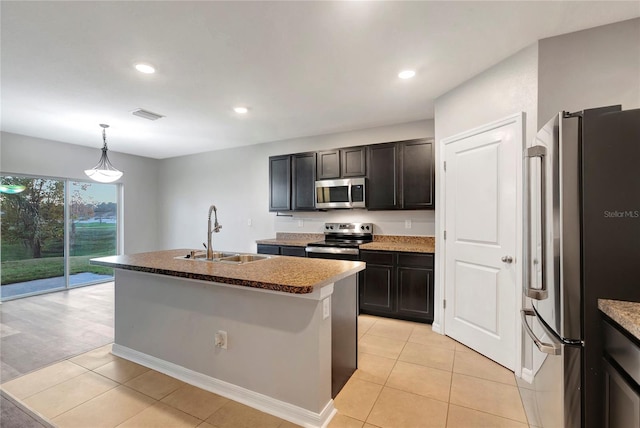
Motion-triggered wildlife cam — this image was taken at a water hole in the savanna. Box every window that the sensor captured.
[0,174,119,300]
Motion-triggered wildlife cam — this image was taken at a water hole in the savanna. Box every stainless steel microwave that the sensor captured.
[315,178,366,209]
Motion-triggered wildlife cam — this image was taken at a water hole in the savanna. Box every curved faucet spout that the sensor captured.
[207,205,222,259]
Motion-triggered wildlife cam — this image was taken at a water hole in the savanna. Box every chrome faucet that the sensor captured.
[206,205,222,260]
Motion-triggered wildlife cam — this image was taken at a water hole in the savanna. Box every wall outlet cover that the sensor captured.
[215,330,227,349]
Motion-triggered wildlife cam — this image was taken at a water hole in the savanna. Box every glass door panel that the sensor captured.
[69,181,116,287]
[1,176,65,299]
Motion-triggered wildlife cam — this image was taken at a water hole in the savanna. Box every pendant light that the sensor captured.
[84,124,123,183]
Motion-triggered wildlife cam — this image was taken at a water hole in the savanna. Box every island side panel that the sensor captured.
[331,274,358,398]
[114,269,332,414]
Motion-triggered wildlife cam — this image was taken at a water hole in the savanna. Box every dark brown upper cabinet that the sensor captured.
[317,146,366,180]
[292,152,317,211]
[270,137,433,212]
[367,142,400,210]
[400,139,434,210]
[367,139,435,210]
[316,150,340,180]
[269,152,316,212]
[269,155,291,212]
[340,146,367,177]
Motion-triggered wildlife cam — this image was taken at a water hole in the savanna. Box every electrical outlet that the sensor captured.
[297,219,304,227]
[215,330,227,349]
[405,219,412,229]
[247,218,252,227]
[322,298,330,320]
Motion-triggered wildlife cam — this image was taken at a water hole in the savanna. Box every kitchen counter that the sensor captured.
[95,248,363,427]
[599,299,640,341]
[358,235,435,253]
[91,249,363,294]
[255,232,323,247]
[256,233,435,253]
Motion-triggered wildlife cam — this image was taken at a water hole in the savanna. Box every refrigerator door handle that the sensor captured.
[524,145,548,300]
[521,309,561,355]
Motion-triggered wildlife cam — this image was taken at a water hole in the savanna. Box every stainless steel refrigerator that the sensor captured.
[520,105,640,427]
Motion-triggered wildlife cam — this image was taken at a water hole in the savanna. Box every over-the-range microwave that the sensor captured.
[315,178,366,209]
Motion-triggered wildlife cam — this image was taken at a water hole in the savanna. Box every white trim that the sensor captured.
[437,112,525,376]
[112,344,336,428]
[520,367,534,384]
[431,321,442,334]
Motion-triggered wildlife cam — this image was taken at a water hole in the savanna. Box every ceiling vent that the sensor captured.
[132,108,164,121]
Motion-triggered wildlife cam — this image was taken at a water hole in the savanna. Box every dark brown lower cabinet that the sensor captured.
[359,250,434,323]
[602,319,640,428]
[257,244,306,257]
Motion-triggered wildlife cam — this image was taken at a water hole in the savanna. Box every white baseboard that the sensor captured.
[520,367,534,384]
[431,321,442,334]
[112,344,336,428]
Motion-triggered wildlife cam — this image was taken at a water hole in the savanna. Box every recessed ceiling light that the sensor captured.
[234,107,249,114]
[135,63,156,74]
[398,70,416,79]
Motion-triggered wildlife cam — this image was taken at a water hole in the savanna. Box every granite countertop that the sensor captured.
[256,233,324,247]
[91,249,364,295]
[360,235,435,253]
[256,233,435,253]
[598,299,640,341]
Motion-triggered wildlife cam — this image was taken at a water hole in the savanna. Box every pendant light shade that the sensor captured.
[84,124,123,183]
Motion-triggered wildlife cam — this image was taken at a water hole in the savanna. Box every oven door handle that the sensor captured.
[521,308,561,355]
[305,247,359,255]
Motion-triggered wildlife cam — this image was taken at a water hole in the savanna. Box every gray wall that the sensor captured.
[538,18,640,126]
[158,119,435,253]
[0,132,161,254]
[434,43,539,147]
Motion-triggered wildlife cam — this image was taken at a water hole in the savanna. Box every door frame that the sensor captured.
[436,112,525,377]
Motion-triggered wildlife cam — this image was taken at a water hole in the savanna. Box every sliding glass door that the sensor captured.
[0,175,118,300]
[69,181,116,288]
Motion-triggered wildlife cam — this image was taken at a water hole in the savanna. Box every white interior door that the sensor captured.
[442,115,522,370]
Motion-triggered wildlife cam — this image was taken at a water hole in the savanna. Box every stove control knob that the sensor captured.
[360,225,364,230]
[366,225,370,230]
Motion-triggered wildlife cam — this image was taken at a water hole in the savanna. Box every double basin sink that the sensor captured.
[177,251,271,265]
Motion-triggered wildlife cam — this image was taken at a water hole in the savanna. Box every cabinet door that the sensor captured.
[281,246,307,257]
[269,155,291,212]
[317,150,340,180]
[360,264,394,314]
[603,358,640,428]
[257,244,281,255]
[367,143,399,210]
[401,139,435,209]
[397,267,434,322]
[341,146,367,177]
[292,152,317,211]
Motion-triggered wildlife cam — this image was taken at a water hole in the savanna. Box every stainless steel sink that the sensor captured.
[217,254,271,264]
[175,252,271,264]
[175,251,237,261]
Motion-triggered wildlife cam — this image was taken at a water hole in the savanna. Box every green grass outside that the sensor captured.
[1,222,116,285]
[0,255,114,285]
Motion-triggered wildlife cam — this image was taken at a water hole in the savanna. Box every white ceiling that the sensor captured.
[2,1,638,159]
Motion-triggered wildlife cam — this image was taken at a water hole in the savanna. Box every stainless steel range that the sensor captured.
[305,223,373,260]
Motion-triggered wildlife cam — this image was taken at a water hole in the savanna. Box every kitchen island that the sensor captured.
[91,249,365,428]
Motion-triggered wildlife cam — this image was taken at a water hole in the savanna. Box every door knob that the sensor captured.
[501,255,513,263]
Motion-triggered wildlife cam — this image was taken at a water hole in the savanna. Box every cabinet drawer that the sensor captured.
[398,253,434,268]
[281,246,306,257]
[257,244,280,255]
[604,320,640,385]
[360,251,394,265]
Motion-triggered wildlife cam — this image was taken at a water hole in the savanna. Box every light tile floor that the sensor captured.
[1,315,531,428]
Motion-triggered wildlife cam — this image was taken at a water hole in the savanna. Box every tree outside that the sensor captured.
[1,175,116,289]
